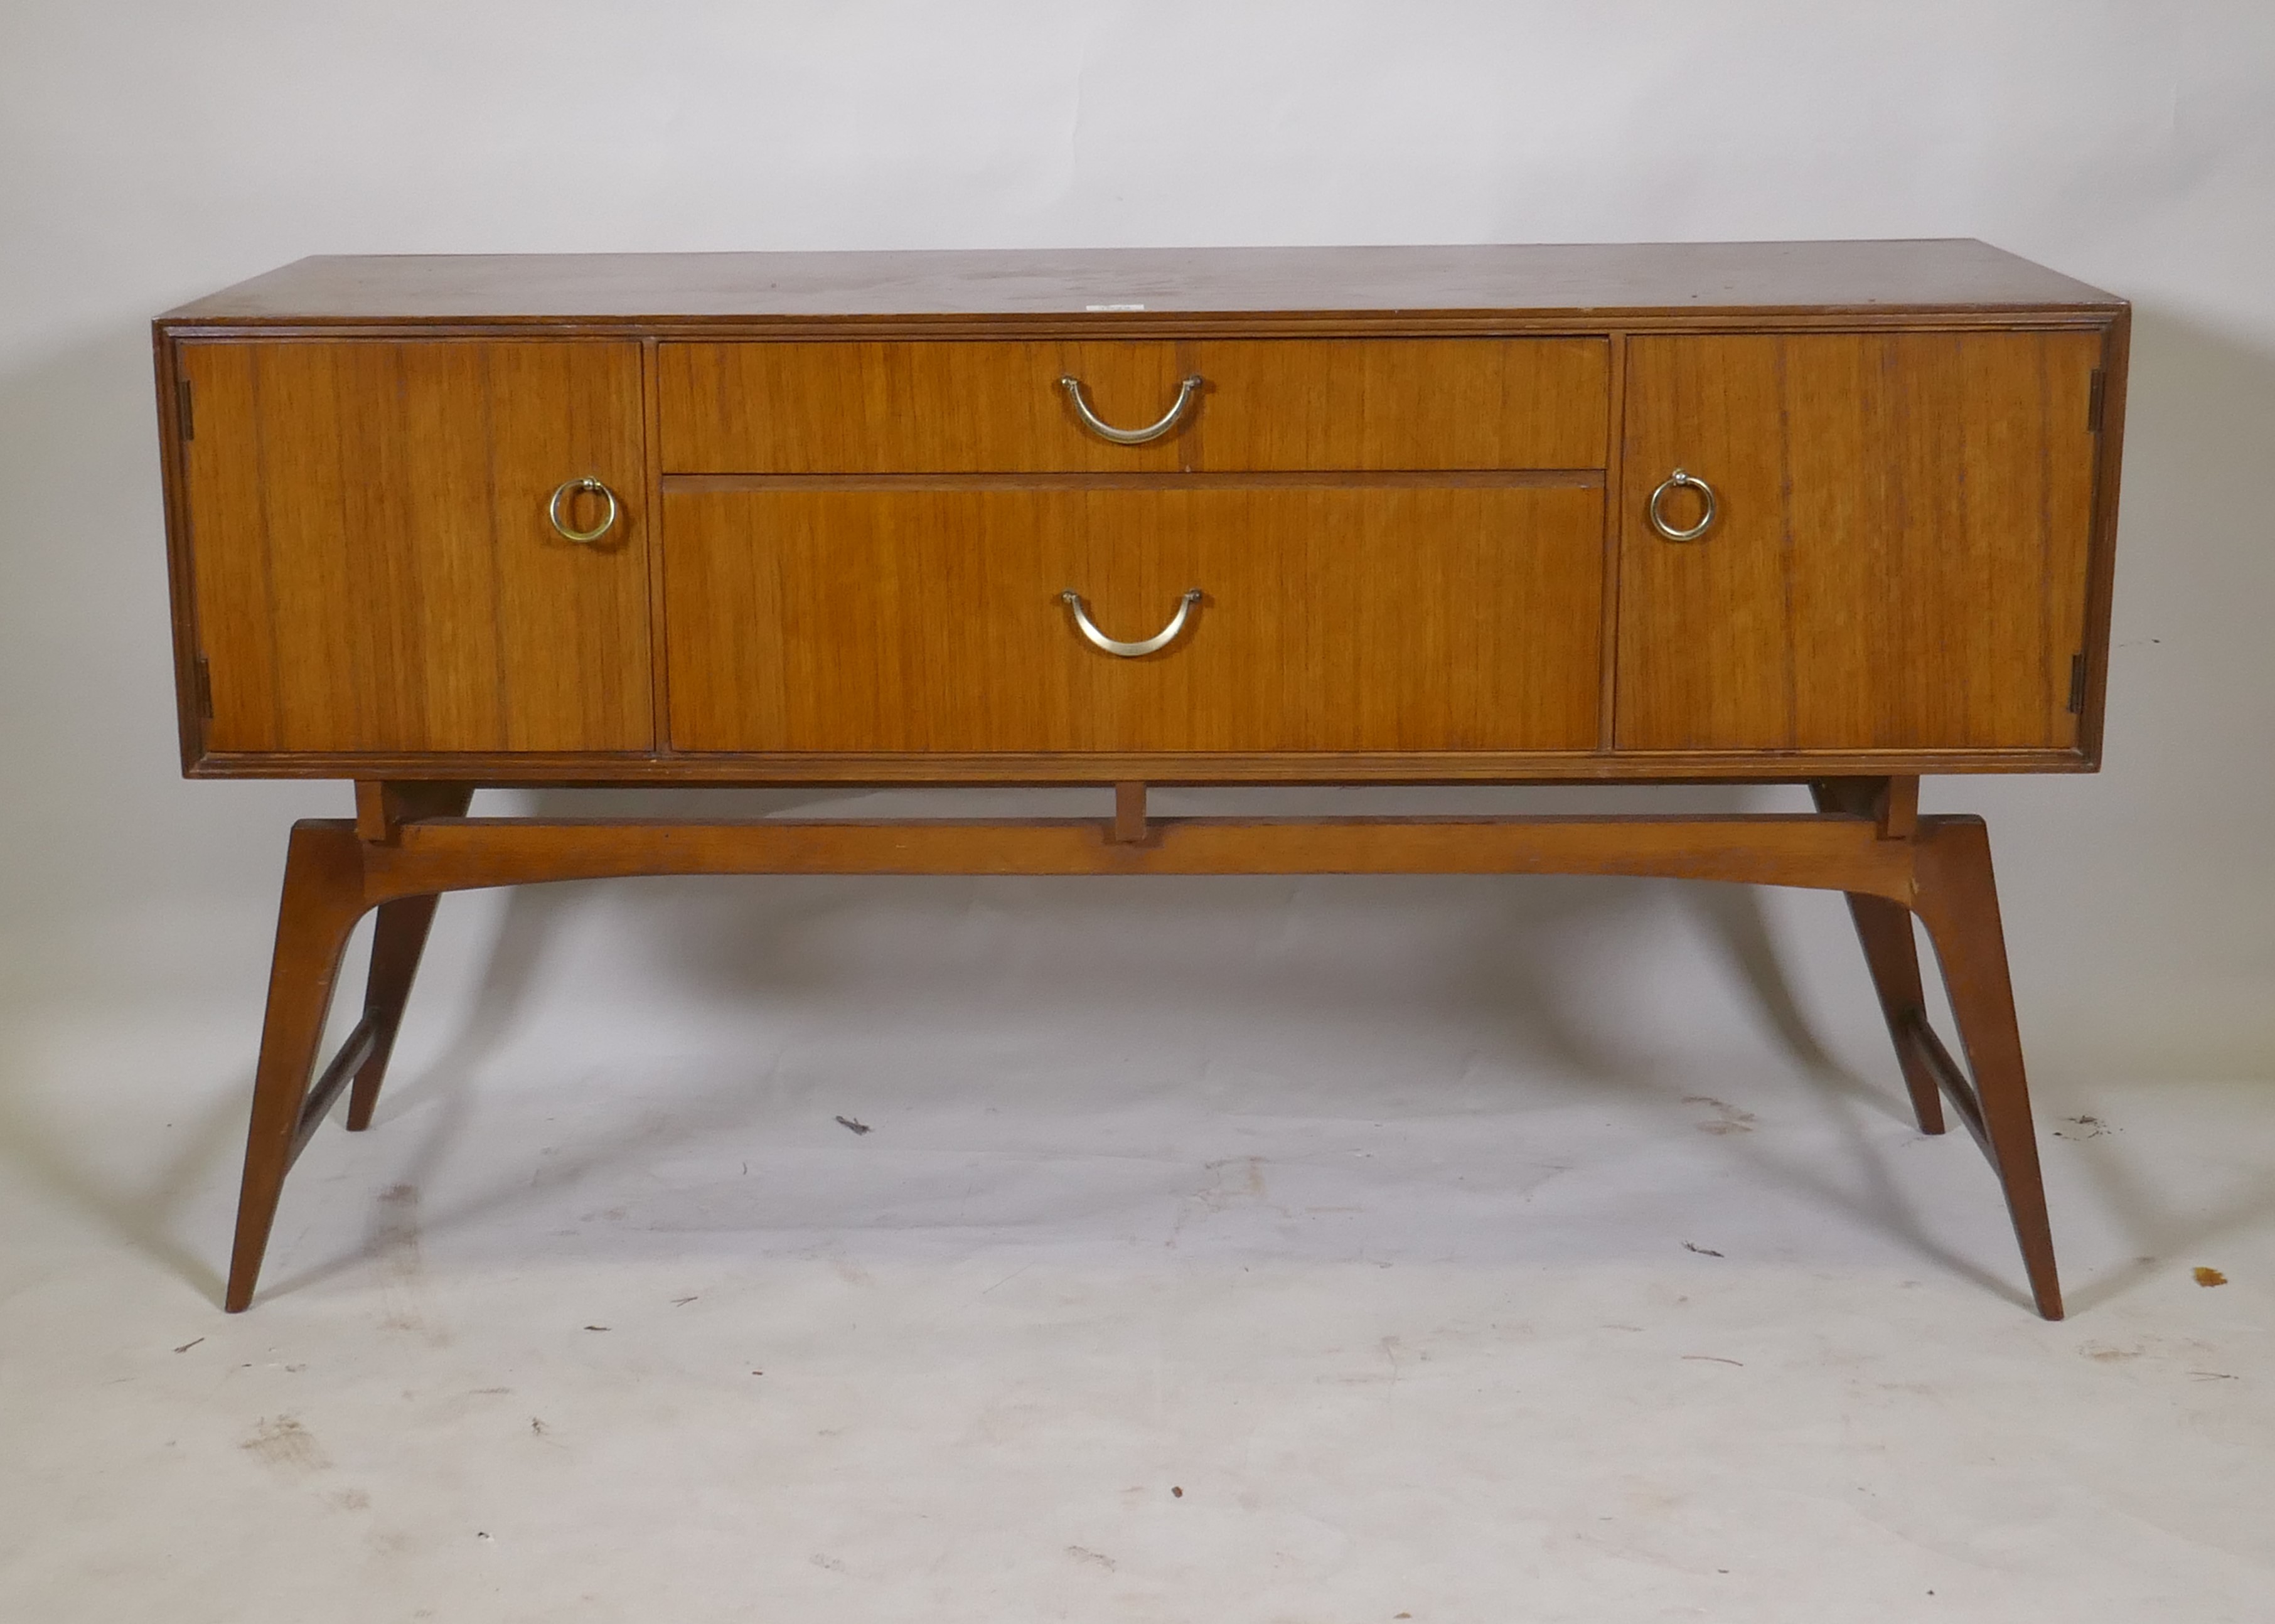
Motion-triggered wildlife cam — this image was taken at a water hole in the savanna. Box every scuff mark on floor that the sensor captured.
[373,1183,441,1340]
[1683,1096,1756,1135]
[241,1414,328,1475]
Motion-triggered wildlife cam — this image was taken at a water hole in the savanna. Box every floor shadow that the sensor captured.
[0,1032,238,1306]
[2060,1108,2275,1317]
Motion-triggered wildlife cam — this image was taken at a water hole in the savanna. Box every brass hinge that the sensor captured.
[193,655,214,719]
[2067,652,2087,714]
[178,377,194,440]
[2087,369,2106,434]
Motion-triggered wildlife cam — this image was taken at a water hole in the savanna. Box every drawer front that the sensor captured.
[662,341,1189,474]
[182,339,652,754]
[663,486,1603,752]
[1193,339,1609,470]
[660,339,1609,474]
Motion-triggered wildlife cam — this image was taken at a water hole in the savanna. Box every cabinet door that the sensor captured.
[182,340,651,754]
[1615,331,2102,752]
[662,485,1603,754]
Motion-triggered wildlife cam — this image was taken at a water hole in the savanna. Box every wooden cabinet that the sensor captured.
[152,244,2129,1319]
[159,254,2122,781]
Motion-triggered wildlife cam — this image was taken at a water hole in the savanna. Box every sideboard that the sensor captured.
[153,242,2128,1315]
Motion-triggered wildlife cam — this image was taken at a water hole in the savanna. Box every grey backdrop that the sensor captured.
[3,1,2270,1084]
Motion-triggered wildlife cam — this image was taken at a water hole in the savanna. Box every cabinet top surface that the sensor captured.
[160,240,2121,325]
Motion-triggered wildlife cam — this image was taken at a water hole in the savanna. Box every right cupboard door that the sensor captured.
[1614,331,2104,752]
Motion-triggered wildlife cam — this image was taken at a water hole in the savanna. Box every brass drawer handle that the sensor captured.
[1647,467,1716,542]
[1061,588,1202,658]
[1058,374,1202,445]
[548,477,619,543]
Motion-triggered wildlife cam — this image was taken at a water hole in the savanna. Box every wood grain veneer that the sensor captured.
[661,484,1604,753]
[1614,331,2102,751]
[660,338,1609,473]
[179,339,650,753]
[661,341,1192,474]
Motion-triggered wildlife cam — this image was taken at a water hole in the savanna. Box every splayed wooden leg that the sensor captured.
[343,894,444,1131]
[344,783,473,1132]
[1908,816,2062,1320]
[224,822,372,1312]
[1812,781,1946,1135]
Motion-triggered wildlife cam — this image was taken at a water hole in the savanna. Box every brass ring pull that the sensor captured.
[1061,588,1202,658]
[547,478,619,543]
[1647,467,1716,542]
[1058,374,1203,445]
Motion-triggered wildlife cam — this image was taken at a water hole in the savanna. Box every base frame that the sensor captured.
[222,776,2060,1318]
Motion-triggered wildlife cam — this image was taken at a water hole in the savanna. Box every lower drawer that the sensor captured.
[662,485,1603,753]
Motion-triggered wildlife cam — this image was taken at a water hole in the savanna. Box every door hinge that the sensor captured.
[178,377,194,440]
[2067,652,2087,714]
[193,655,214,719]
[2087,369,2106,434]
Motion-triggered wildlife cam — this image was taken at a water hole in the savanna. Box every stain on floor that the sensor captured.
[241,1414,328,1475]
[1683,1096,1756,1135]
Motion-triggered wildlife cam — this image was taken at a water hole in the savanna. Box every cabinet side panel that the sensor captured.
[2075,308,2129,761]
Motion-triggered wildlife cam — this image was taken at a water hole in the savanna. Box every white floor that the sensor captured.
[3,860,2272,1622]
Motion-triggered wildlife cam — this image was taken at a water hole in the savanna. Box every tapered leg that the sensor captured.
[1840,894,1948,1135]
[225,822,372,1313]
[345,784,471,1131]
[1809,781,1945,1135]
[1908,816,2062,1320]
[343,895,444,1130]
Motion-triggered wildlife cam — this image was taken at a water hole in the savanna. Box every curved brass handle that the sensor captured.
[548,478,619,543]
[1060,588,1202,658]
[1647,467,1716,542]
[1058,374,1202,445]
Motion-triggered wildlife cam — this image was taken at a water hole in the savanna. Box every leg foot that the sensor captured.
[225,823,372,1312]
[1910,817,2062,1320]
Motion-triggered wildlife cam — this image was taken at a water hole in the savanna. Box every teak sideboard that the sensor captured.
[153,242,2128,1316]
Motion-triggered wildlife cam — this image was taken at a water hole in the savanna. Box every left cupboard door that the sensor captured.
[178,340,652,756]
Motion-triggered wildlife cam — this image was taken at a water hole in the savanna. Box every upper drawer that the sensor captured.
[659,338,1610,474]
